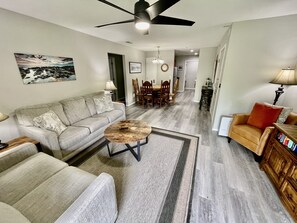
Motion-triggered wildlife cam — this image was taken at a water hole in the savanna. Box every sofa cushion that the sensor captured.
[94,109,124,123]
[58,126,90,150]
[33,110,67,135]
[72,117,109,133]
[0,202,30,223]
[84,91,105,116]
[15,102,70,126]
[247,103,283,129]
[13,167,96,223]
[0,153,68,205]
[60,97,91,125]
[93,94,114,114]
[232,124,264,144]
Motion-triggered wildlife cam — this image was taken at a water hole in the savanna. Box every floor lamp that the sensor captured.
[0,112,9,149]
[270,68,297,105]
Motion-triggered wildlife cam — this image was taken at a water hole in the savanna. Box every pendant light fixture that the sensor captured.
[152,46,164,64]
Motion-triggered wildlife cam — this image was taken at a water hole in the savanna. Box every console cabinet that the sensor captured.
[260,123,297,221]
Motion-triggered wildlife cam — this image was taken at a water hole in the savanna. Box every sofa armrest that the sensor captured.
[113,102,126,118]
[19,125,63,160]
[55,173,118,223]
[0,142,38,173]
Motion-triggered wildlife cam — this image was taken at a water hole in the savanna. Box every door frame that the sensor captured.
[107,53,126,104]
[210,44,226,122]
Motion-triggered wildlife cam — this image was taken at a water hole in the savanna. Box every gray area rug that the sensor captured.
[71,128,199,223]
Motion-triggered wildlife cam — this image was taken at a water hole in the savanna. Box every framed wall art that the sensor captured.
[14,53,76,85]
[129,62,142,74]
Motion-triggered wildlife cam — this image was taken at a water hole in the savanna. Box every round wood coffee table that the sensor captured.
[104,120,152,161]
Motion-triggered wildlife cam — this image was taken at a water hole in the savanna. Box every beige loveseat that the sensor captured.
[0,142,117,223]
[15,91,125,161]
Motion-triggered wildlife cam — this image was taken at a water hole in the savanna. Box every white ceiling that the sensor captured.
[1,0,297,53]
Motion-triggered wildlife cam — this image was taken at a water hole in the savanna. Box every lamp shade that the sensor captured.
[105,81,117,91]
[0,113,9,122]
[270,68,297,85]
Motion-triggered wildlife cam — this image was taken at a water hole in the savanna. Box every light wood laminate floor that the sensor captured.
[126,90,294,223]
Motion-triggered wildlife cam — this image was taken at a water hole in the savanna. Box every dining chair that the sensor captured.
[141,80,154,107]
[155,80,170,107]
[132,78,143,105]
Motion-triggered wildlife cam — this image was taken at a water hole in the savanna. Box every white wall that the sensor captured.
[213,14,297,130]
[193,47,217,102]
[0,9,145,141]
[145,50,175,85]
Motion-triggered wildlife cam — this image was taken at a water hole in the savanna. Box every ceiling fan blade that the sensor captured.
[98,0,135,17]
[146,0,180,20]
[151,15,195,26]
[95,19,134,28]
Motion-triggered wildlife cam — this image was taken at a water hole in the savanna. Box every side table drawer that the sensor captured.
[281,179,297,215]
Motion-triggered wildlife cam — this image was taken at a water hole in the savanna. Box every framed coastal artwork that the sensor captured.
[14,53,76,85]
[129,62,142,74]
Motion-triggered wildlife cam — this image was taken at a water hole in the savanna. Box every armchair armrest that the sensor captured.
[231,113,250,125]
[0,142,38,173]
[256,126,275,155]
[19,125,63,160]
[228,113,250,138]
[55,173,118,223]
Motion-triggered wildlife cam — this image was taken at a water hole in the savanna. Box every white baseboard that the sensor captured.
[126,102,135,107]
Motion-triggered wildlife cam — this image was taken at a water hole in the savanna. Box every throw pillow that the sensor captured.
[247,102,283,129]
[93,96,106,114]
[104,94,114,111]
[93,95,114,114]
[33,110,67,135]
[264,102,293,124]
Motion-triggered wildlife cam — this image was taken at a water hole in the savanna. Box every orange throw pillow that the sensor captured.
[247,103,283,129]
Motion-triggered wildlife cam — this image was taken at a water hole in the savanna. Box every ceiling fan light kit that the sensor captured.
[135,21,150,30]
[96,0,195,34]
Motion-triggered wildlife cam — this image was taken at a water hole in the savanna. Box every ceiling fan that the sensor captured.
[95,0,195,34]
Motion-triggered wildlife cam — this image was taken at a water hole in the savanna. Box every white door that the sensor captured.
[210,45,226,122]
[185,60,198,89]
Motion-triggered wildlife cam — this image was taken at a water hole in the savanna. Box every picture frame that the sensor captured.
[129,62,142,74]
[14,53,76,85]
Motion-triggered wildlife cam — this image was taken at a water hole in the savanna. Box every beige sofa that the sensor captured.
[0,142,117,223]
[15,91,125,161]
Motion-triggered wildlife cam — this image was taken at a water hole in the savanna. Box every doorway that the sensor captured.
[108,53,125,103]
[184,60,198,90]
[210,45,226,122]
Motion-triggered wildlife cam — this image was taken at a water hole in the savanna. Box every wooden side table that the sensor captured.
[0,136,41,153]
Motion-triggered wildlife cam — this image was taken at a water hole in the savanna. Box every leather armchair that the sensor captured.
[228,112,297,157]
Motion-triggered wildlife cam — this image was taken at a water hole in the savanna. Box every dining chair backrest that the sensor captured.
[142,80,153,95]
[173,78,179,94]
[161,80,170,94]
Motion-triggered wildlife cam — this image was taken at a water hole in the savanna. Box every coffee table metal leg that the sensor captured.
[105,136,149,161]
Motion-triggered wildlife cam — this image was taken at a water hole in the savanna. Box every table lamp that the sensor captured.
[270,68,297,105]
[0,112,9,149]
[105,80,117,94]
